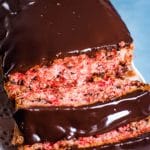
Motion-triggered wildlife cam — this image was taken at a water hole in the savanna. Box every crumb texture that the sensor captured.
[5,48,133,107]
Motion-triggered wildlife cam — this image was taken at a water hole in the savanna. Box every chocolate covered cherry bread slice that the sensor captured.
[3,0,134,108]
[1,0,150,150]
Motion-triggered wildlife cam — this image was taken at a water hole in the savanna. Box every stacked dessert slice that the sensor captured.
[0,0,150,149]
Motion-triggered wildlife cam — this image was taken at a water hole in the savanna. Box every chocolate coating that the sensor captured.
[0,0,132,74]
[14,90,150,145]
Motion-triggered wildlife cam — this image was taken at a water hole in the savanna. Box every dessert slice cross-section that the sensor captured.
[0,0,150,149]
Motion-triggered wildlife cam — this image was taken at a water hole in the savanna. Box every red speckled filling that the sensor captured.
[5,48,134,107]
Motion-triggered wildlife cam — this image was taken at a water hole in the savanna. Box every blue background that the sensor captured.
[112,0,150,82]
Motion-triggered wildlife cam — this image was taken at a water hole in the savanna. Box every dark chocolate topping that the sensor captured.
[0,0,132,74]
[14,90,150,145]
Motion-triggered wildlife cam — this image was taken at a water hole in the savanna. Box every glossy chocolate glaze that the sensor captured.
[0,0,132,74]
[14,90,150,145]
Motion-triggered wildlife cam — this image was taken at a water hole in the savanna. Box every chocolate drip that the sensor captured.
[0,0,132,74]
[14,90,150,145]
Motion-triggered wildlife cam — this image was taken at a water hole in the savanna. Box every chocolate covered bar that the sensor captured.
[0,0,150,149]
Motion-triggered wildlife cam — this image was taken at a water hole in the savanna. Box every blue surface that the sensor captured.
[112,0,150,82]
